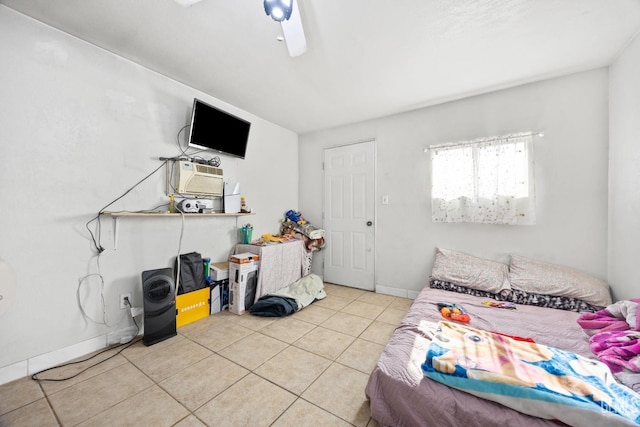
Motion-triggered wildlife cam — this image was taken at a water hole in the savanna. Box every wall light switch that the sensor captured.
[382,195,389,205]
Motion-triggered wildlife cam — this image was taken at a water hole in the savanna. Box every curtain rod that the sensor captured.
[423,131,544,152]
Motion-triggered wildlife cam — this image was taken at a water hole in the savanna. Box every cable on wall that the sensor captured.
[175,122,223,166]
[80,162,170,327]
[173,205,187,295]
[76,255,124,328]
[85,160,168,254]
[176,124,191,156]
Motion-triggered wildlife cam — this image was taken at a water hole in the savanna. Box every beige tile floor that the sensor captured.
[0,283,413,427]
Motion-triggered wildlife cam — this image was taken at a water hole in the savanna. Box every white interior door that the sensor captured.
[323,141,375,290]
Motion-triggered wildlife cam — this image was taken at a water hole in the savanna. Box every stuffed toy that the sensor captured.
[285,209,306,224]
[437,302,471,323]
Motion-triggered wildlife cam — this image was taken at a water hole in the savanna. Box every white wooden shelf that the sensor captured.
[102,211,255,249]
[103,211,254,217]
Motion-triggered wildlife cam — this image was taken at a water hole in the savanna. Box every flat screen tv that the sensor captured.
[187,98,251,159]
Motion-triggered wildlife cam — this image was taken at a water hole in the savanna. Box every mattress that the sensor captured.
[365,286,639,427]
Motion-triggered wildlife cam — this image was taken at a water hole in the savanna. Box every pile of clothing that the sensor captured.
[249,274,326,317]
[280,210,326,252]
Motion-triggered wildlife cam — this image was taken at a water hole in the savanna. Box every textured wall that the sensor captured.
[300,69,610,297]
[0,7,298,377]
[609,33,640,301]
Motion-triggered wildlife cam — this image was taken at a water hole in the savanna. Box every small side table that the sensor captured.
[232,239,312,303]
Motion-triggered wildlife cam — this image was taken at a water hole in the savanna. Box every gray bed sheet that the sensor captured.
[365,286,639,427]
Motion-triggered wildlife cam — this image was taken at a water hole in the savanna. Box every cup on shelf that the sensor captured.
[239,225,253,244]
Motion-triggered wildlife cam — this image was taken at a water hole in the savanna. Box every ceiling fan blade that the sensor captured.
[281,0,307,57]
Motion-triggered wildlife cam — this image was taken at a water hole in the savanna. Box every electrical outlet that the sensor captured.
[119,293,131,309]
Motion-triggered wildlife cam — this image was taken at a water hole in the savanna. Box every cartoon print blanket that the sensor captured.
[578,299,640,374]
[422,321,640,427]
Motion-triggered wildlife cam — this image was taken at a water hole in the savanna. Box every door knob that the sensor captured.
[366,221,373,226]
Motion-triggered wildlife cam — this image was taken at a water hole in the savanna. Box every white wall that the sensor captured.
[609,33,640,302]
[0,7,298,380]
[300,69,610,297]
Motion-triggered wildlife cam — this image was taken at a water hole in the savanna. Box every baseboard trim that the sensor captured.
[0,283,421,386]
[407,289,421,299]
[0,360,28,386]
[0,334,107,386]
[375,285,417,299]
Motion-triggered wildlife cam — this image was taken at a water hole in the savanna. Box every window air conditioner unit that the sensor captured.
[174,161,223,197]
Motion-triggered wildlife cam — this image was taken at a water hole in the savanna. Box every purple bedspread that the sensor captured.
[578,299,640,373]
[365,287,640,427]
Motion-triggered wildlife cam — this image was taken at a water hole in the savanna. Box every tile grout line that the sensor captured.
[31,339,148,426]
[34,379,63,427]
[1,288,410,426]
[197,299,380,425]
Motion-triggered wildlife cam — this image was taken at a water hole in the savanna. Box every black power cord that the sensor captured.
[85,123,223,254]
[175,122,222,166]
[176,124,190,156]
[85,161,168,254]
[32,298,140,383]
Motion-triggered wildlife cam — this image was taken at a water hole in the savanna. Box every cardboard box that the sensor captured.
[210,279,230,311]
[229,280,246,315]
[229,268,258,315]
[176,287,210,328]
[228,255,259,315]
[229,260,258,285]
[210,283,221,315]
[224,182,241,213]
[211,261,229,281]
[229,252,260,264]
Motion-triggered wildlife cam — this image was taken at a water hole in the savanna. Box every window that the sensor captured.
[430,132,535,225]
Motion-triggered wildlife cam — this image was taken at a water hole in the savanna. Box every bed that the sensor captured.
[365,249,640,427]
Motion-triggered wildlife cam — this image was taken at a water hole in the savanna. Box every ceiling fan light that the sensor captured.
[264,0,293,22]
[272,8,284,21]
[173,0,203,7]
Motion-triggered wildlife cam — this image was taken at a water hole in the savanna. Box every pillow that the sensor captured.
[430,279,598,313]
[508,254,612,307]
[430,248,510,294]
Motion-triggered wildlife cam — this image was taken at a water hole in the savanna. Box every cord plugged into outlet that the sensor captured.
[119,293,131,309]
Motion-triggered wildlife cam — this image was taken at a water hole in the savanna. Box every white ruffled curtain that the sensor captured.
[431,133,535,225]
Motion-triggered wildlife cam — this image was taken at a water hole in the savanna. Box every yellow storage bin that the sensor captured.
[176,287,210,328]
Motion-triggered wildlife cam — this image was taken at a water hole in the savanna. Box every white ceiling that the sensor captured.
[2,0,640,134]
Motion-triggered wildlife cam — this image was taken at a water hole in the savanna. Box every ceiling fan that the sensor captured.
[174,0,307,57]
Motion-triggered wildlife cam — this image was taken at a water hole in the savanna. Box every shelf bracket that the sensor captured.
[112,216,119,250]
